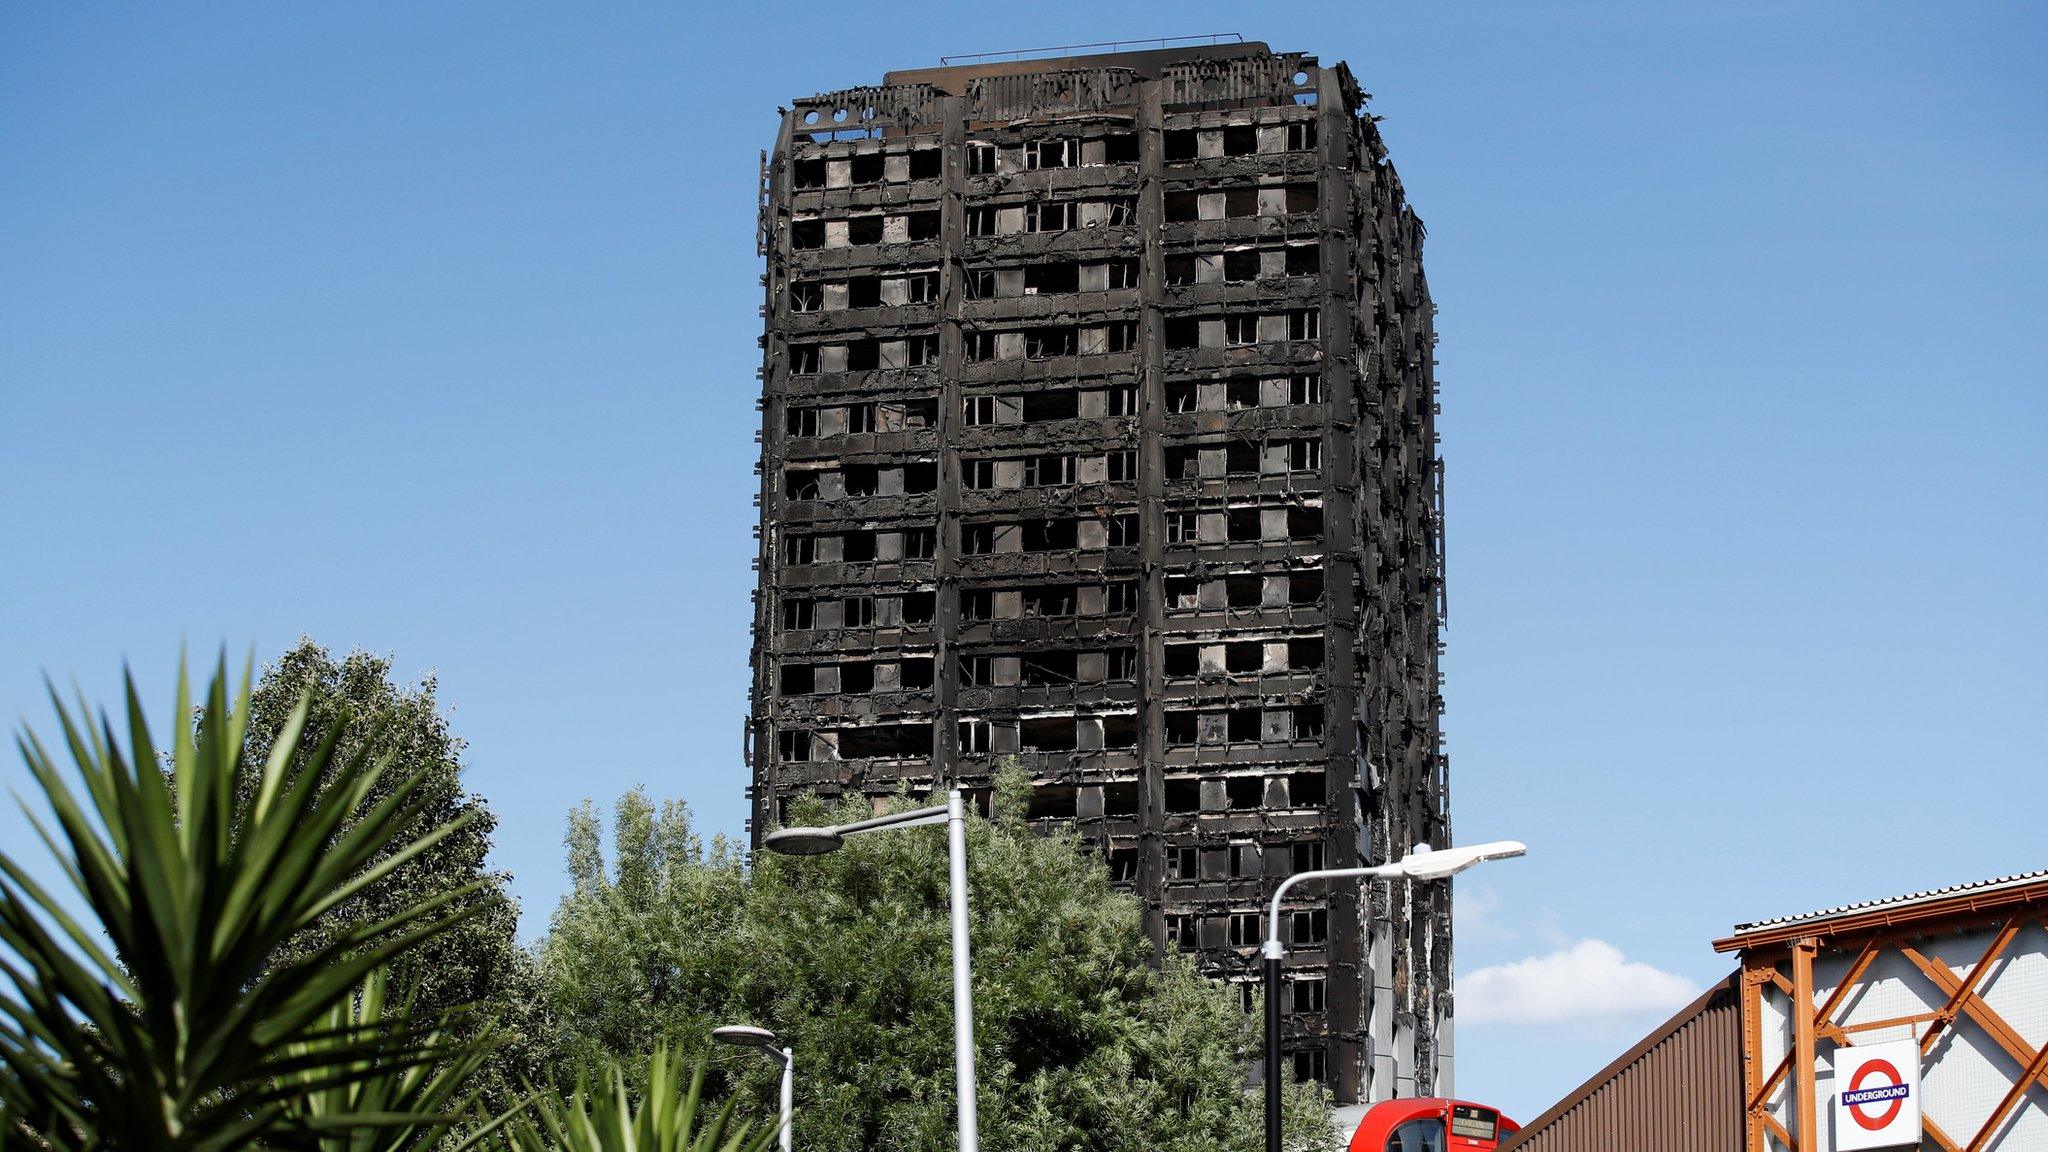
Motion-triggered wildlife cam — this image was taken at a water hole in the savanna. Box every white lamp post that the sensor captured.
[763,790,979,1152]
[1261,840,1527,1152]
[711,1025,793,1152]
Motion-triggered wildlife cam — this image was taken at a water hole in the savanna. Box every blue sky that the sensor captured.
[3,1,2042,1122]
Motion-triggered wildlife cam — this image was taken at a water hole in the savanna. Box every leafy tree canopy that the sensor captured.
[536,764,1329,1152]
[241,639,549,1103]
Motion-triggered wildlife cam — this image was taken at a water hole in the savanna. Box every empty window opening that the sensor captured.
[909,149,941,179]
[779,664,816,696]
[1227,508,1262,542]
[1164,316,1199,349]
[1286,245,1320,276]
[1107,845,1138,881]
[789,345,820,375]
[791,219,825,250]
[1222,125,1258,156]
[1020,718,1078,753]
[841,531,877,562]
[1102,779,1139,815]
[901,591,936,624]
[1166,382,1197,412]
[1288,507,1322,541]
[783,468,823,500]
[1022,390,1078,421]
[958,719,991,753]
[1022,519,1077,551]
[1286,309,1320,341]
[781,598,815,629]
[1226,441,1259,475]
[1289,571,1323,605]
[1224,315,1258,346]
[965,268,996,299]
[1024,138,1073,170]
[965,206,997,236]
[842,596,875,627]
[842,464,878,496]
[1289,374,1323,405]
[906,211,940,240]
[792,158,826,189]
[1288,772,1327,807]
[1163,644,1198,677]
[1286,120,1317,152]
[1165,579,1200,610]
[786,405,820,436]
[1224,188,1258,218]
[789,281,823,312]
[846,340,880,371]
[1291,841,1325,874]
[847,215,884,245]
[1024,454,1074,487]
[1028,783,1078,818]
[966,142,998,175]
[1107,382,1139,415]
[1165,777,1201,812]
[1026,201,1077,233]
[1289,439,1323,472]
[1103,133,1139,164]
[1025,261,1079,295]
[850,153,884,184]
[1285,184,1318,213]
[1020,651,1078,685]
[1025,327,1077,358]
[1164,254,1196,285]
[1225,713,1262,748]
[1224,249,1261,283]
[1165,713,1199,748]
[1291,978,1326,1015]
[1103,714,1140,751]
[1163,130,1198,161]
[1107,449,1137,482]
[1226,575,1262,608]
[902,527,937,559]
[836,722,930,760]
[1107,258,1140,289]
[1288,637,1324,670]
[1227,911,1261,946]
[1293,705,1324,740]
[903,462,938,494]
[1021,585,1075,617]
[1164,191,1200,222]
[838,661,874,694]
[1225,642,1261,674]
[777,729,813,762]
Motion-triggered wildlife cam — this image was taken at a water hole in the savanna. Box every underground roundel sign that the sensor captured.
[1833,1040,1922,1150]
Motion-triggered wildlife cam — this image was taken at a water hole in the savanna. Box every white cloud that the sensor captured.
[1458,939,1697,1026]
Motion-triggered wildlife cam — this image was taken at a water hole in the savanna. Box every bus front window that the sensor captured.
[1386,1118,1445,1152]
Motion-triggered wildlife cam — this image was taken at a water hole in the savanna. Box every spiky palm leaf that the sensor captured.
[0,655,486,1152]
[503,1047,774,1152]
[281,968,518,1152]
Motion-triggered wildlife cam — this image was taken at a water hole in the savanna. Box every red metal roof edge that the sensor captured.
[1713,870,2048,952]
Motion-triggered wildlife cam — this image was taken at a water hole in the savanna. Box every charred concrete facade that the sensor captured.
[745,43,1448,1104]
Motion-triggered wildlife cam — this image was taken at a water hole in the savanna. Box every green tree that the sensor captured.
[501,1046,774,1152]
[0,656,486,1151]
[241,640,551,1105]
[537,764,1330,1152]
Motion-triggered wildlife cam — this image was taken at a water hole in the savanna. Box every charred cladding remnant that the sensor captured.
[745,43,1448,1104]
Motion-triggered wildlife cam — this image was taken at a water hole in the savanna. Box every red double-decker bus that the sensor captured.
[1347,1099,1520,1152]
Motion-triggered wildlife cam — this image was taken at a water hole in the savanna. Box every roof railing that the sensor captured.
[938,33,1244,68]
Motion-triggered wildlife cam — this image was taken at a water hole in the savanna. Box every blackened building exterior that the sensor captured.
[746,42,1448,1104]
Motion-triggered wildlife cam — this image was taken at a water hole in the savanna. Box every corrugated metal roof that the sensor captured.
[1498,975,1742,1152]
[1728,869,2048,937]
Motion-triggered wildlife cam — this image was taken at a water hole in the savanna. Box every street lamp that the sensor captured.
[711,1025,793,1152]
[1261,840,1526,1152]
[762,790,979,1152]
